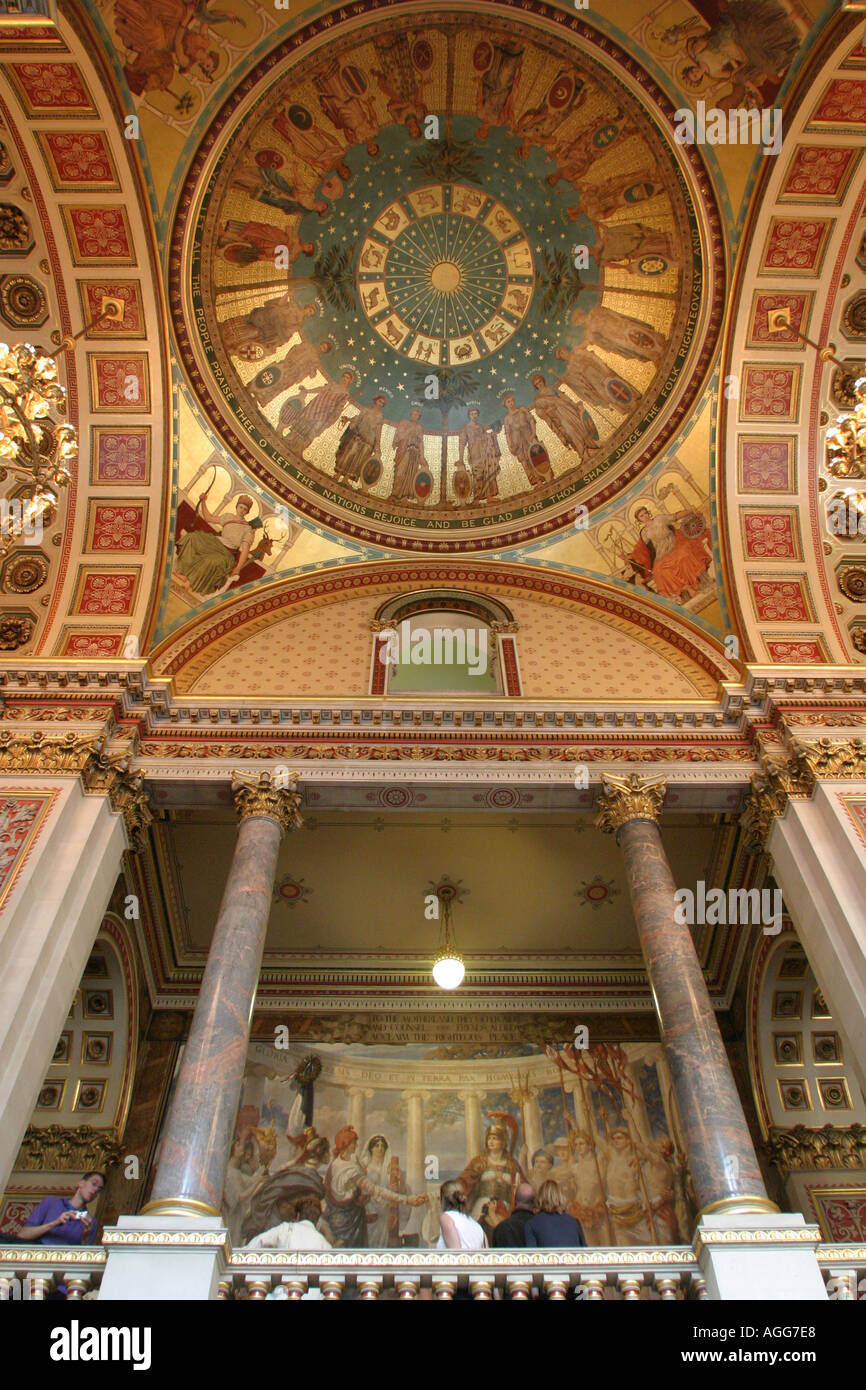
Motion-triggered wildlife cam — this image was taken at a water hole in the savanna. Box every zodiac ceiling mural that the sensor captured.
[172,4,724,554]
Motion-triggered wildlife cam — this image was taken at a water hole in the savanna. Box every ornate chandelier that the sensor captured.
[767,307,865,480]
[0,341,76,556]
[825,376,866,481]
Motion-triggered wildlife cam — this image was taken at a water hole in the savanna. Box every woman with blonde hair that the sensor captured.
[525,1180,586,1248]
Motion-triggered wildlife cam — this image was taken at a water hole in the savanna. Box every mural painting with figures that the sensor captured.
[224,1039,695,1248]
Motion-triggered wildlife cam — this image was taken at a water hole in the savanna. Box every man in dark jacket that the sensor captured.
[491,1182,537,1247]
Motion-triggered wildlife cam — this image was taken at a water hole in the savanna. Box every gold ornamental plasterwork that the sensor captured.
[101,1230,231,1250]
[141,741,758,763]
[0,731,153,850]
[231,769,303,834]
[228,1247,692,1269]
[0,730,101,774]
[594,773,667,835]
[692,1228,822,1256]
[765,1123,866,1179]
[790,736,866,783]
[15,1124,123,1173]
[741,738,866,850]
[740,756,812,852]
[0,1248,106,1266]
[81,742,153,853]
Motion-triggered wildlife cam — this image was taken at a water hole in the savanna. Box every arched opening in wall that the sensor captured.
[369,590,520,696]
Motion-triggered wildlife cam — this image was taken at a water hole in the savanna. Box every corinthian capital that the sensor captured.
[790,736,866,783]
[231,769,303,834]
[0,730,101,774]
[81,740,153,852]
[740,755,812,852]
[595,774,667,835]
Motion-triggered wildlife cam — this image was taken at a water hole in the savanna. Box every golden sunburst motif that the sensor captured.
[359,184,533,366]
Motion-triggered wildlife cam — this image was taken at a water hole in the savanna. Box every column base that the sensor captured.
[139,1196,220,1220]
[694,1213,827,1302]
[99,1216,228,1302]
[697,1194,780,1220]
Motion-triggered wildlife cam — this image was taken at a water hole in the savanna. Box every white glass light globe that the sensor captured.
[432,954,465,990]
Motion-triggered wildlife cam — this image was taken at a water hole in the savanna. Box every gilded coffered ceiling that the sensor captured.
[0,0,861,690]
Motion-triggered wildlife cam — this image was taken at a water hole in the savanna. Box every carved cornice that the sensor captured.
[765,1124,866,1178]
[594,774,666,835]
[232,769,303,834]
[15,1124,123,1173]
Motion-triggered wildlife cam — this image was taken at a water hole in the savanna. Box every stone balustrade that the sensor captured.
[2,1243,863,1300]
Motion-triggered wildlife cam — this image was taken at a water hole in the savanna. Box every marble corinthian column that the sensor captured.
[596,774,776,1222]
[144,771,302,1220]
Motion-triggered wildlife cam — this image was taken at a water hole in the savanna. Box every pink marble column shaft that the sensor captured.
[616,816,773,1218]
[145,806,285,1216]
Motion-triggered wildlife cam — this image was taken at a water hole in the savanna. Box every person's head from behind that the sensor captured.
[276,1197,297,1224]
[537,1180,565,1215]
[514,1181,536,1210]
[295,1196,321,1225]
[440,1179,467,1213]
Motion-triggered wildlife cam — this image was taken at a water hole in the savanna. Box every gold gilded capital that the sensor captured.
[81,741,153,852]
[0,730,101,774]
[0,732,153,849]
[790,736,866,783]
[16,1123,123,1173]
[231,769,303,834]
[741,750,820,852]
[765,1122,866,1179]
[595,773,666,835]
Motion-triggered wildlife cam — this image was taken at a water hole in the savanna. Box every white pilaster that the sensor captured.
[768,782,866,1097]
[0,777,127,1188]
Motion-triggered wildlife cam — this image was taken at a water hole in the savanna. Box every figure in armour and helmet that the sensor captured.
[458,1113,526,1228]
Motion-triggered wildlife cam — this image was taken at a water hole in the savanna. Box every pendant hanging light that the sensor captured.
[431,882,464,990]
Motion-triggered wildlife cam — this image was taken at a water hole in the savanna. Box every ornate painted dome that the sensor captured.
[171,3,724,552]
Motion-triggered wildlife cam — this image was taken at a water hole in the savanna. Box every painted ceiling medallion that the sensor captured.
[575,874,620,910]
[172,3,722,552]
[273,874,312,908]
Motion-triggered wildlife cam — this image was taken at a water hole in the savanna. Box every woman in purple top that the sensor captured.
[525,1180,586,1247]
[15,1171,104,1245]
